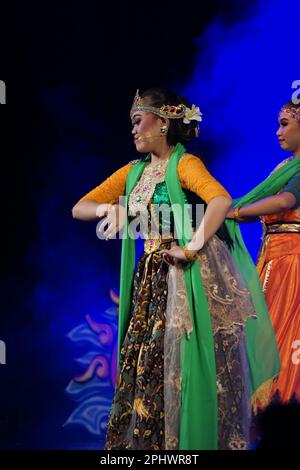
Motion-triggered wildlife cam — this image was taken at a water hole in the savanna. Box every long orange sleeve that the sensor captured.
[178,154,231,203]
[79,162,133,204]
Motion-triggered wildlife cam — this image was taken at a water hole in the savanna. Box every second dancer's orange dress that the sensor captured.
[257,158,300,403]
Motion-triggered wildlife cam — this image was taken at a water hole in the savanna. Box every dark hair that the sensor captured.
[283,99,300,108]
[140,86,199,146]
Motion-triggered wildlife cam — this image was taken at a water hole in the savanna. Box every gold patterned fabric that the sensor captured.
[105,235,255,450]
[265,223,300,234]
[200,237,254,449]
[198,235,257,336]
[164,235,256,450]
[128,159,170,221]
[105,159,253,450]
[105,242,172,450]
[164,246,193,450]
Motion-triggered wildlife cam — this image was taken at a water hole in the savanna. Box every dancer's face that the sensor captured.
[277,110,300,155]
[131,110,167,154]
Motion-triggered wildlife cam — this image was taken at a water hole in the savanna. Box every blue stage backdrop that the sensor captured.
[0,0,299,450]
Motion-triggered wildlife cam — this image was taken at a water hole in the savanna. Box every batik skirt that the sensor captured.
[105,235,256,450]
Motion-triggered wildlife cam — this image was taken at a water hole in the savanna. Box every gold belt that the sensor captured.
[144,236,174,254]
[265,223,300,234]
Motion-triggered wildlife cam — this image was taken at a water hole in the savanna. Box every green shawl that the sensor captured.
[118,143,296,449]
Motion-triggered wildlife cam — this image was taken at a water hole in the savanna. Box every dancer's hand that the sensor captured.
[162,246,189,265]
[226,207,235,219]
[97,204,127,240]
[96,203,113,218]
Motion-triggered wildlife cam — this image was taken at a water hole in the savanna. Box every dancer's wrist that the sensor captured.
[182,244,198,261]
[96,203,113,218]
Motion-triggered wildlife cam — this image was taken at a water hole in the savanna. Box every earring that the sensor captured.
[160,125,168,135]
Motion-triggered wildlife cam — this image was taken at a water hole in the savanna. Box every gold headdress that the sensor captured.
[279,104,300,122]
[130,89,203,125]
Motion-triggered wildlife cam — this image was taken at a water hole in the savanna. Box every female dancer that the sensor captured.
[227,100,300,406]
[72,87,279,449]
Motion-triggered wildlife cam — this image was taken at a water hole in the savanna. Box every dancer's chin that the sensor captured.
[135,141,148,153]
[279,141,287,149]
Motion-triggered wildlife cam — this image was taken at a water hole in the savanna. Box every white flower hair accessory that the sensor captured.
[183,104,203,124]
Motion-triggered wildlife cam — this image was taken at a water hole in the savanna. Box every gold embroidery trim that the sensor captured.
[251,377,278,413]
[262,260,273,293]
[266,223,300,233]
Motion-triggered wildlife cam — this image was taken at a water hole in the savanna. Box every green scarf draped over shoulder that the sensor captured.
[226,154,300,416]
[118,142,295,449]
